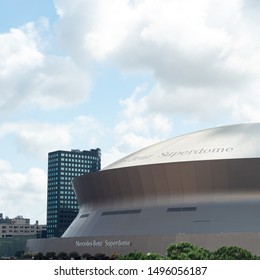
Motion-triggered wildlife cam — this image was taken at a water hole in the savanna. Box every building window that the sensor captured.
[101,209,141,216]
[167,207,197,212]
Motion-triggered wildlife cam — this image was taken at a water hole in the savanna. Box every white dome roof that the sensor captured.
[104,123,260,170]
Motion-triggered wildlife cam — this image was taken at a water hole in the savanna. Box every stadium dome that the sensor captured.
[104,123,260,169]
[27,123,260,256]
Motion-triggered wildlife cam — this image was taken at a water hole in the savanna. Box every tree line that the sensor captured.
[118,242,259,260]
[5,242,259,260]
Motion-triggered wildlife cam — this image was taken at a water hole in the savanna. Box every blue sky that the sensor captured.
[1,0,260,223]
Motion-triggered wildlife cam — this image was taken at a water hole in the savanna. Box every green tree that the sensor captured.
[45,251,57,260]
[23,253,33,259]
[212,246,256,260]
[69,251,81,260]
[82,252,93,260]
[166,242,211,260]
[34,252,44,260]
[93,253,109,260]
[15,250,24,259]
[110,252,120,260]
[118,251,147,260]
[57,252,69,260]
[118,251,165,260]
[145,252,165,260]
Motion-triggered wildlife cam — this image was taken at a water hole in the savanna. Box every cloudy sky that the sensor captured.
[1,0,260,224]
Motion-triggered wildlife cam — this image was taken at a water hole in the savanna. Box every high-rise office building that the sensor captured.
[46,148,101,237]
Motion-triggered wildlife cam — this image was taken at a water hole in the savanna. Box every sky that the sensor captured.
[1,0,260,224]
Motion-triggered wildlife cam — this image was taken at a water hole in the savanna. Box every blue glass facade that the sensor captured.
[46,148,101,237]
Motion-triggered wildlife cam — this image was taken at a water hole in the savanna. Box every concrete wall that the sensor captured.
[27,232,260,256]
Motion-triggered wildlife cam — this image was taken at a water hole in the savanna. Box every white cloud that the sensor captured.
[99,85,173,165]
[54,0,260,124]
[54,0,134,62]
[0,161,47,223]
[101,147,127,168]
[0,20,91,114]
[0,115,105,160]
[0,27,43,77]
[116,85,172,136]
[0,121,71,158]
[29,56,91,109]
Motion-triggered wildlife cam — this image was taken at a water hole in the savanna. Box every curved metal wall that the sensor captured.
[62,158,260,238]
[73,158,260,207]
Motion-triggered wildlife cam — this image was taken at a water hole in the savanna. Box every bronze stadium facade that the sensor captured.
[27,123,260,255]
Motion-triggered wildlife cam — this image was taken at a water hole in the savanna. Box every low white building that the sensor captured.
[0,213,46,238]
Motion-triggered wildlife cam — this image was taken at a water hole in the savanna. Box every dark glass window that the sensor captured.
[79,214,89,218]
[167,207,197,212]
[101,209,141,216]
